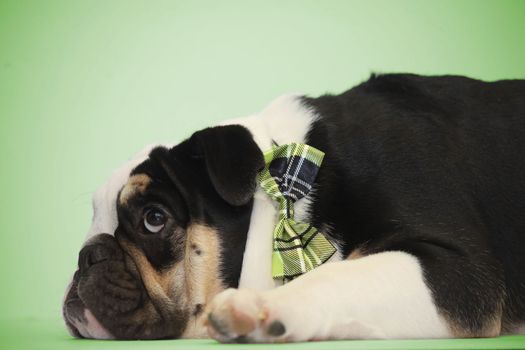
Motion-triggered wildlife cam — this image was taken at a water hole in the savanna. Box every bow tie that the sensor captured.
[257,143,336,281]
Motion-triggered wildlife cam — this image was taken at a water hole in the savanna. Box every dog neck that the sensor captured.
[219,94,322,290]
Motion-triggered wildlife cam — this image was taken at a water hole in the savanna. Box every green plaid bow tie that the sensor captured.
[257,143,336,280]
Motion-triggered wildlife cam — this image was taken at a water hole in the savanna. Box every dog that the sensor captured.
[63,73,525,342]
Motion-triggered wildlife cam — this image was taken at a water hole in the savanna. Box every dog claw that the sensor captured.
[267,320,286,336]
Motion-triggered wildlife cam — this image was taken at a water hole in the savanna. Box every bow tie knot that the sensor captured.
[257,143,336,281]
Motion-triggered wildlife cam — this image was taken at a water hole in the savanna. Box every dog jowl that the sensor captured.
[63,125,264,339]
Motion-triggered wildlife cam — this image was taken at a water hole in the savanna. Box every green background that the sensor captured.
[1,0,525,349]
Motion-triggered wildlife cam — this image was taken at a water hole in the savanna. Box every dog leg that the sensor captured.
[205,251,451,342]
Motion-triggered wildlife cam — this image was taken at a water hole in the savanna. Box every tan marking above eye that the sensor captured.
[120,174,151,205]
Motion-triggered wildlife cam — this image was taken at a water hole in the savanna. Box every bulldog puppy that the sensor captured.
[63,74,525,342]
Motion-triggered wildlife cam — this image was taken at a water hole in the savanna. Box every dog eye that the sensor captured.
[143,208,167,233]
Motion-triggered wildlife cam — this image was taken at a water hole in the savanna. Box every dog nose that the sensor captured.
[79,244,112,272]
[78,234,122,273]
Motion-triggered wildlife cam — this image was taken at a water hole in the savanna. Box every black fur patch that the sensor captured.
[302,73,525,334]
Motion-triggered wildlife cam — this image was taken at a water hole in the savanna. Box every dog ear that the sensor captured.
[190,125,264,206]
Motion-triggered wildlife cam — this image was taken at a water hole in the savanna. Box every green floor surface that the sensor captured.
[1,319,524,350]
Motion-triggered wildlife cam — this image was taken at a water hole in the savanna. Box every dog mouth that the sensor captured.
[62,233,134,340]
[63,270,114,339]
[62,233,193,340]
[63,271,84,338]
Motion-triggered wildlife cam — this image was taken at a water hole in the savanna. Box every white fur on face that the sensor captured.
[85,144,171,243]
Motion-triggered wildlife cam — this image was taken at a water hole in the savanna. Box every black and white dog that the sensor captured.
[63,74,525,342]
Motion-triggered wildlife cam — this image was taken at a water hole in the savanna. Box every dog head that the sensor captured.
[63,125,264,339]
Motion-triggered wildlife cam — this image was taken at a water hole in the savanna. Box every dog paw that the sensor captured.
[204,288,288,343]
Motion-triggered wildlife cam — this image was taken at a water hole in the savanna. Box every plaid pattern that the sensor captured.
[257,143,336,281]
